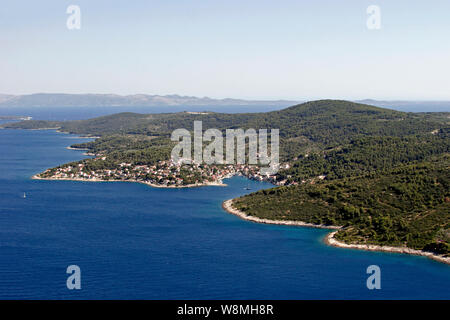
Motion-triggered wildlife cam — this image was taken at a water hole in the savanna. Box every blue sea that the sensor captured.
[0,101,449,121]
[0,111,449,299]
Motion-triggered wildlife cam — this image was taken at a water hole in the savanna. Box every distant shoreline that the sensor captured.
[222,199,450,265]
[32,174,228,189]
[29,127,61,130]
[65,146,96,156]
[4,126,100,140]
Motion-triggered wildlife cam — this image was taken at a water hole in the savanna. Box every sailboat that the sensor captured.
[244,183,251,190]
[23,192,26,198]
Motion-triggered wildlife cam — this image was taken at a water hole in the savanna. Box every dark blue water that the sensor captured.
[0,128,449,299]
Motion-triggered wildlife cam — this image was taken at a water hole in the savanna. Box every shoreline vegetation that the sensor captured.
[9,126,100,139]
[222,199,450,265]
[31,173,228,189]
[222,199,340,229]
[324,231,450,265]
[37,138,275,188]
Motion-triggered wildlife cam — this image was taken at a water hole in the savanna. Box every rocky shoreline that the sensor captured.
[32,174,227,189]
[222,199,341,229]
[324,231,450,265]
[222,199,450,265]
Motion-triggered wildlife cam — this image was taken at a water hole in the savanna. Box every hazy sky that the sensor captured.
[1,0,450,100]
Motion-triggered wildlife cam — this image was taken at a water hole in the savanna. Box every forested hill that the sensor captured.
[1,100,433,135]
[2,100,448,159]
[233,157,450,254]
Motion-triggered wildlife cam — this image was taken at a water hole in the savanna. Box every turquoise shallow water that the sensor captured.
[0,128,449,299]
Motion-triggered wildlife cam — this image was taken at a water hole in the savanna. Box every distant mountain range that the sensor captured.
[0,94,449,112]
[0,93,299,108]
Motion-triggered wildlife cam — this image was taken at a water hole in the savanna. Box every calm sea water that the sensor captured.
[1,102,449,121]
[0,105,287,121]
[0,128,449,299]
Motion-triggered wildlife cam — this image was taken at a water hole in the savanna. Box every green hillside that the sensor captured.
[3,100,448,161]
[233,158,450,255]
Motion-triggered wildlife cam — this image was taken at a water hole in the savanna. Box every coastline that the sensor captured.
[31,130,233,189]
[65,146,96,156]
[32,174,228,189]
[30,127,61,130]
[222,199,450,265]
[222,199,341,229]
[3,126,99,139]
[66,146,89,150]
[324,231,450,265]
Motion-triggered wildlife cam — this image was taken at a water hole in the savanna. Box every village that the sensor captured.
[36,156,295,188]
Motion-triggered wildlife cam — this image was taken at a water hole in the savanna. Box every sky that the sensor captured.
[1,0,450,100]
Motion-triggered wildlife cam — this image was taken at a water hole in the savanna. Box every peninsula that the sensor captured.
[2,100,449,262]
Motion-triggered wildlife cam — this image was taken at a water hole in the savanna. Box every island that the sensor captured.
[0,115,32,121]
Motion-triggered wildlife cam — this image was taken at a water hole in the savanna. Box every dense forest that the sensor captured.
[234,158,449,255]
[4,100,446,145]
